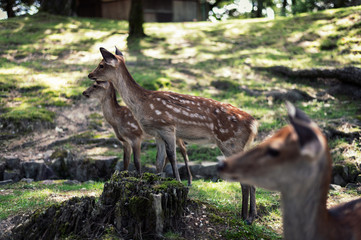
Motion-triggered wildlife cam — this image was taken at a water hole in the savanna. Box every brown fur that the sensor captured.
[88,47,259,223]
[219,104,361,240]
[82,81,193,185]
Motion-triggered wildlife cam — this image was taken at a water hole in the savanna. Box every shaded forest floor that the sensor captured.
[0,6,361,239]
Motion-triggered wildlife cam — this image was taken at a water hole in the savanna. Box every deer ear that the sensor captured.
[285,102,321,159]
[115,46,123,56]
[100,47,118,67]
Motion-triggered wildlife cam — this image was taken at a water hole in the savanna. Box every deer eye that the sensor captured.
[93,85,97,88]
[99,64,104,68]
[267,147,280,157]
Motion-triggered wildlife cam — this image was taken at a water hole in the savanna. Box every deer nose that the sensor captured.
[88,73,95,80]
[217,161,227,172]
[82,91,90,98]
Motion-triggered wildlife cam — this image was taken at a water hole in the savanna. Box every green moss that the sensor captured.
[1,106,55,122]
[153,180,184,191]
[50,149,68,159]
[209,212,224,224]
[129,196,152,220]
[163,231,186,240]
[72,131,95,140]
[345,162,360,182]
[141,172,161,182]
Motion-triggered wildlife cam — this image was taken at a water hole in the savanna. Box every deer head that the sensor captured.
[218,102,327,192]
[82,81,111,100]
[88,47,124,82]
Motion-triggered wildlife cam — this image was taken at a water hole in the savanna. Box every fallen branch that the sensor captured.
[252,65,361,87]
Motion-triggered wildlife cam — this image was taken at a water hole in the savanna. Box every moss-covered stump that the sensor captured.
[11,171,188,240]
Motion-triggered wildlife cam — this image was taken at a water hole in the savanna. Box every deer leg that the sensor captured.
[162,157,169,171]
[241,184,250,221]
[155,137,166,174]
[160,130,181,182]
[132,139,142,173]
[246,185,257,224]
[122,142,132,171]
[177,139,192,186]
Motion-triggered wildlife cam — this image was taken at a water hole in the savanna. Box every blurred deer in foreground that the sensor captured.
[82,80,193,185]
[87,47,258,223]
[218,102,361,240]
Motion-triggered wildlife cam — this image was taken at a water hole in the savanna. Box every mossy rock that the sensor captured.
[11,171,188,240]
[345,162,360,182]
[332,162,360,184]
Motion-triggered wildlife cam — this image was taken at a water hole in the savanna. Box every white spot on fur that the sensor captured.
[155,110,162,115]
[150,104,155,110]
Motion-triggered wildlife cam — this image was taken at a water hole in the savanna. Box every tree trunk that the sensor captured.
[128,0,145,39]
[4,0,16,18]
[12,171,189,240]
[256,0,264,18]
[291,0,297,14]
[40,0,76,16]
[281,0,287,16]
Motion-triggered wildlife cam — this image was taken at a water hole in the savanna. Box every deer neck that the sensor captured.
[112,63,148,116]
[100,87,120,123]
[281,153,331,240]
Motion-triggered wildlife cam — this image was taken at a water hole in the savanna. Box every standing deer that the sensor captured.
[82,80,193,185]
[87,47,258,223]
[218,102,361,240]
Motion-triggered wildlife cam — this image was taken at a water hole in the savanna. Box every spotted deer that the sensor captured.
[82,80,193,185]
[218,102,361,240]
[87,47,258,223]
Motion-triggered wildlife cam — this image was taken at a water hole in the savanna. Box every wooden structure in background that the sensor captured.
[76,0,208,22]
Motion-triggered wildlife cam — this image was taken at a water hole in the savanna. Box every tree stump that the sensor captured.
[12,171,189,240]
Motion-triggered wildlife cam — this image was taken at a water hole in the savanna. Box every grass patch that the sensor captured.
[188,180,282,239]
[0,180,104,220]
[1,105,55,122]
[1,7,360,134]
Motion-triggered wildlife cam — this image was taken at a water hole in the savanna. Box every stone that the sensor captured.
[4,169,21,182]
[63,180,80,185]
[329,184,342,191]
[356,174,361,183]
[0,162,5,181]
[4,156,21,170]
[193,162,219,180]
[0,179,13,185]
[41,180,55,185]
[21,178,34,183]
[333,173,347,187]
[51,152,118,181]
[21,162,56,181]
[345,183,359,189]
[164,163,186,178]
[143,164,157,174]
[345,162,360,182]
[115,160,137,172]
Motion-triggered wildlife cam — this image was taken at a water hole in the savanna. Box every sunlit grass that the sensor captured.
[188,180,282,239]
[0,180,104,220]
[1,6,360,127]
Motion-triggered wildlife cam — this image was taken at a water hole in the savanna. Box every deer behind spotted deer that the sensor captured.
[82,80,193,185]
[218,102,361,240]
[87,47,258,223]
